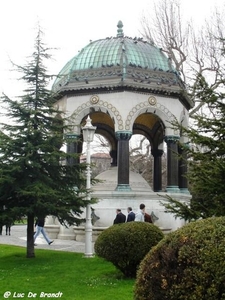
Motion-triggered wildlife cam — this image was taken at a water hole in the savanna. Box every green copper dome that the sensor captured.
[53,21,192,109]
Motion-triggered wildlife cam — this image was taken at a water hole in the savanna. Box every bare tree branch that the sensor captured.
[140,0,225,117]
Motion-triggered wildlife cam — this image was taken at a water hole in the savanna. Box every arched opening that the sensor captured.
[132,112,166,191]
[80,112,117,168]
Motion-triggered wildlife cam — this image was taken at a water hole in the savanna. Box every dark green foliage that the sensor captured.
[160,194,200,222]
[94,222,164,278]
[161,70,225,221]
[0,206,14,228]
[135,217,225,300]
[0,28,90,257]
[185,81,225,216]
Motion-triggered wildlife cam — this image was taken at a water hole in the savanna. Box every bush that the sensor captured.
[94,222,164,278]
[134,217,225,300]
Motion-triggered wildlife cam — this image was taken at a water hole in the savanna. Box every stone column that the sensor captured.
[178,144,190,194]
[165,135,180,192]
[115,131,132,191]
[66,133,81,166]
[151,149,164,192]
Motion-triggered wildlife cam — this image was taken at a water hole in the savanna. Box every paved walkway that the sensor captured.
[0,224,90,253]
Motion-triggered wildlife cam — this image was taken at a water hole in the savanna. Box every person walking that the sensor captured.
[34,217,54,245]
[113,209,126,224]
[127,207,135,222]
[135,203,145,222]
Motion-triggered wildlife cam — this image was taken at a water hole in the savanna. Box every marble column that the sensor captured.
[115,131,132,191]
[165,135,180,192]
[151,149,164,192]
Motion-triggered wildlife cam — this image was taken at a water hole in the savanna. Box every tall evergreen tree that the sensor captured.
[0,28,89,258]
[162,70,225,221]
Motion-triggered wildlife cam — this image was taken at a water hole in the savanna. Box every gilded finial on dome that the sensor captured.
[117,21,124,37]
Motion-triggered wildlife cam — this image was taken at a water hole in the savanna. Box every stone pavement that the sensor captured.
[0,224,91,253]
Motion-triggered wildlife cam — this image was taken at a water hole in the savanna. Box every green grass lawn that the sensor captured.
[0,245,135,300]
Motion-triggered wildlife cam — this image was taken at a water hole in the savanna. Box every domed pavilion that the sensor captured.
[47,21,193,240]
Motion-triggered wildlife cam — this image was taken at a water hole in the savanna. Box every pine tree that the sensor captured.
[162,71,225,221]
[187,73,225,217]
[0,28,89,258]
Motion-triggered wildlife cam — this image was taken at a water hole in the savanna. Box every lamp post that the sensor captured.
[82,116,96,258]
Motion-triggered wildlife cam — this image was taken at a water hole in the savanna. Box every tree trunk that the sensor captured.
[26,214,35,258]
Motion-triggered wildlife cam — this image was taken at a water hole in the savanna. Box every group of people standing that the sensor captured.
[113,203,152,224]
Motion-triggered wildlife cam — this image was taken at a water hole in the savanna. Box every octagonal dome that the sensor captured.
[53,21,193,109]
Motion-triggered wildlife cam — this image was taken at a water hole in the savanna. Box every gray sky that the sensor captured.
[0,0,224,98]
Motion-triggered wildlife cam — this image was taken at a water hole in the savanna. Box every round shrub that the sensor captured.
[135,217,225,300]
[94,222,164,278]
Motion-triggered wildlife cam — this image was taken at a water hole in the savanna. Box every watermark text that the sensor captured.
[3,291,63,298]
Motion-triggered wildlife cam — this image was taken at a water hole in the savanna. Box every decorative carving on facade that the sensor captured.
[73,99,124,131]
[126,67,183,88]
[54,66,184,93]
[66,133,79,139]
[148,96,157,106]
[90,95,99,104]
[164,135,180,143]
[115,131,132,141]
[125,100,177,131]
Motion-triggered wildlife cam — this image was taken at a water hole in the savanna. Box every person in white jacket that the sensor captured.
[135,203,145,222]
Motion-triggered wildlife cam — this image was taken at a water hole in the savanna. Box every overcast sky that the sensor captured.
[0,0,224,98]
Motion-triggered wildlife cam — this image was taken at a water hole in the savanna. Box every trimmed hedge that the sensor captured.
[94,222,164,278]
[135,217,225,300]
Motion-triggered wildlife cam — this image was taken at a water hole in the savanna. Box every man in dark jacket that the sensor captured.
[113,209,126,224]
[127,207,135,222]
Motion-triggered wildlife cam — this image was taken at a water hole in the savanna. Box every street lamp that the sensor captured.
[82,115,96,258]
